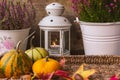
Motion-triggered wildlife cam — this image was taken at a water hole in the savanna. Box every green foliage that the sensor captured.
[71,0,120,22]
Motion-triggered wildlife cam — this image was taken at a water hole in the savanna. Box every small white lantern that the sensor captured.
[38,2,71,56]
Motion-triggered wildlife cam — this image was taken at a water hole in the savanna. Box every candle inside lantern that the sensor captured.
[50,39,60,48]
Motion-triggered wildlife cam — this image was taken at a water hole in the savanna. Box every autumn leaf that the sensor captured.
[72,64,96,80]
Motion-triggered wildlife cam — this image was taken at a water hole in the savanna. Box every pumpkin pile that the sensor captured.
[0,37,59,79]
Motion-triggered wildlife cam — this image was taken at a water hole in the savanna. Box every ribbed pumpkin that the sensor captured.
[0,41,33,78]
[25,36,49,62]
[32,56,60,77]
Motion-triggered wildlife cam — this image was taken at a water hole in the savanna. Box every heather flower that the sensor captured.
[110,3,114,7]
[0,0,36,30]
[114,0,117,2]
[70,0,120,22]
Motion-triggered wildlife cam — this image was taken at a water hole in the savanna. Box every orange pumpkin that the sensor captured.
[32,56,60,77]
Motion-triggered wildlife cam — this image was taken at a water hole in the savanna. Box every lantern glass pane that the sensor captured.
[63,31,70,54]
[48,32,60,54]
[51,32,59,46]
[64,31,69,50]
[40,30,45,47]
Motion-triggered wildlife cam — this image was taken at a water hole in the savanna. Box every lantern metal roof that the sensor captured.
[45,2,65,16]
[46,2,64,10]
[39,2,71,29]
[38,16,71,28]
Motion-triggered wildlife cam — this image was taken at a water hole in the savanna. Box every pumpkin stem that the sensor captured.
[31,74,37,80]
[30,36,35,48]
[46,56,49,62]
[16,40,22,52]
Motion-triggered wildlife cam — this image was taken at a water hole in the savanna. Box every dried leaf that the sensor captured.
[72,64,96,80]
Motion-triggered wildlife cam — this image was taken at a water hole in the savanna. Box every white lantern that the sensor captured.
[38,2,71,56]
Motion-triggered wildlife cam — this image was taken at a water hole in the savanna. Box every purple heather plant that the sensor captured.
[0,0,36,30]
[71,0,120,22]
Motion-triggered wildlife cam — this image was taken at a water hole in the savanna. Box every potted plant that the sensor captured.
[71,0,120,55]
[0,0,36,56]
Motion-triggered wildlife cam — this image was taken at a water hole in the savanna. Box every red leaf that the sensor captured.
[48,72,55,80]
[55,70,72,80]
[110,75,120,80]
[38,73,52,80]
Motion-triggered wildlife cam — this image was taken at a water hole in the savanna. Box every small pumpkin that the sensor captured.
[25,36,49,62]
[32,56,60,78]
[0,41,33,78]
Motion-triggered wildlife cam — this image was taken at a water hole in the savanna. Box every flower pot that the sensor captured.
[0,28,30,56]
[79,21,120,55]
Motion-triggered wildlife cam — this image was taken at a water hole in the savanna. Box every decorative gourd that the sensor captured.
[0,41,33,78]
[32,56,60,78]
[25,36,49,62]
